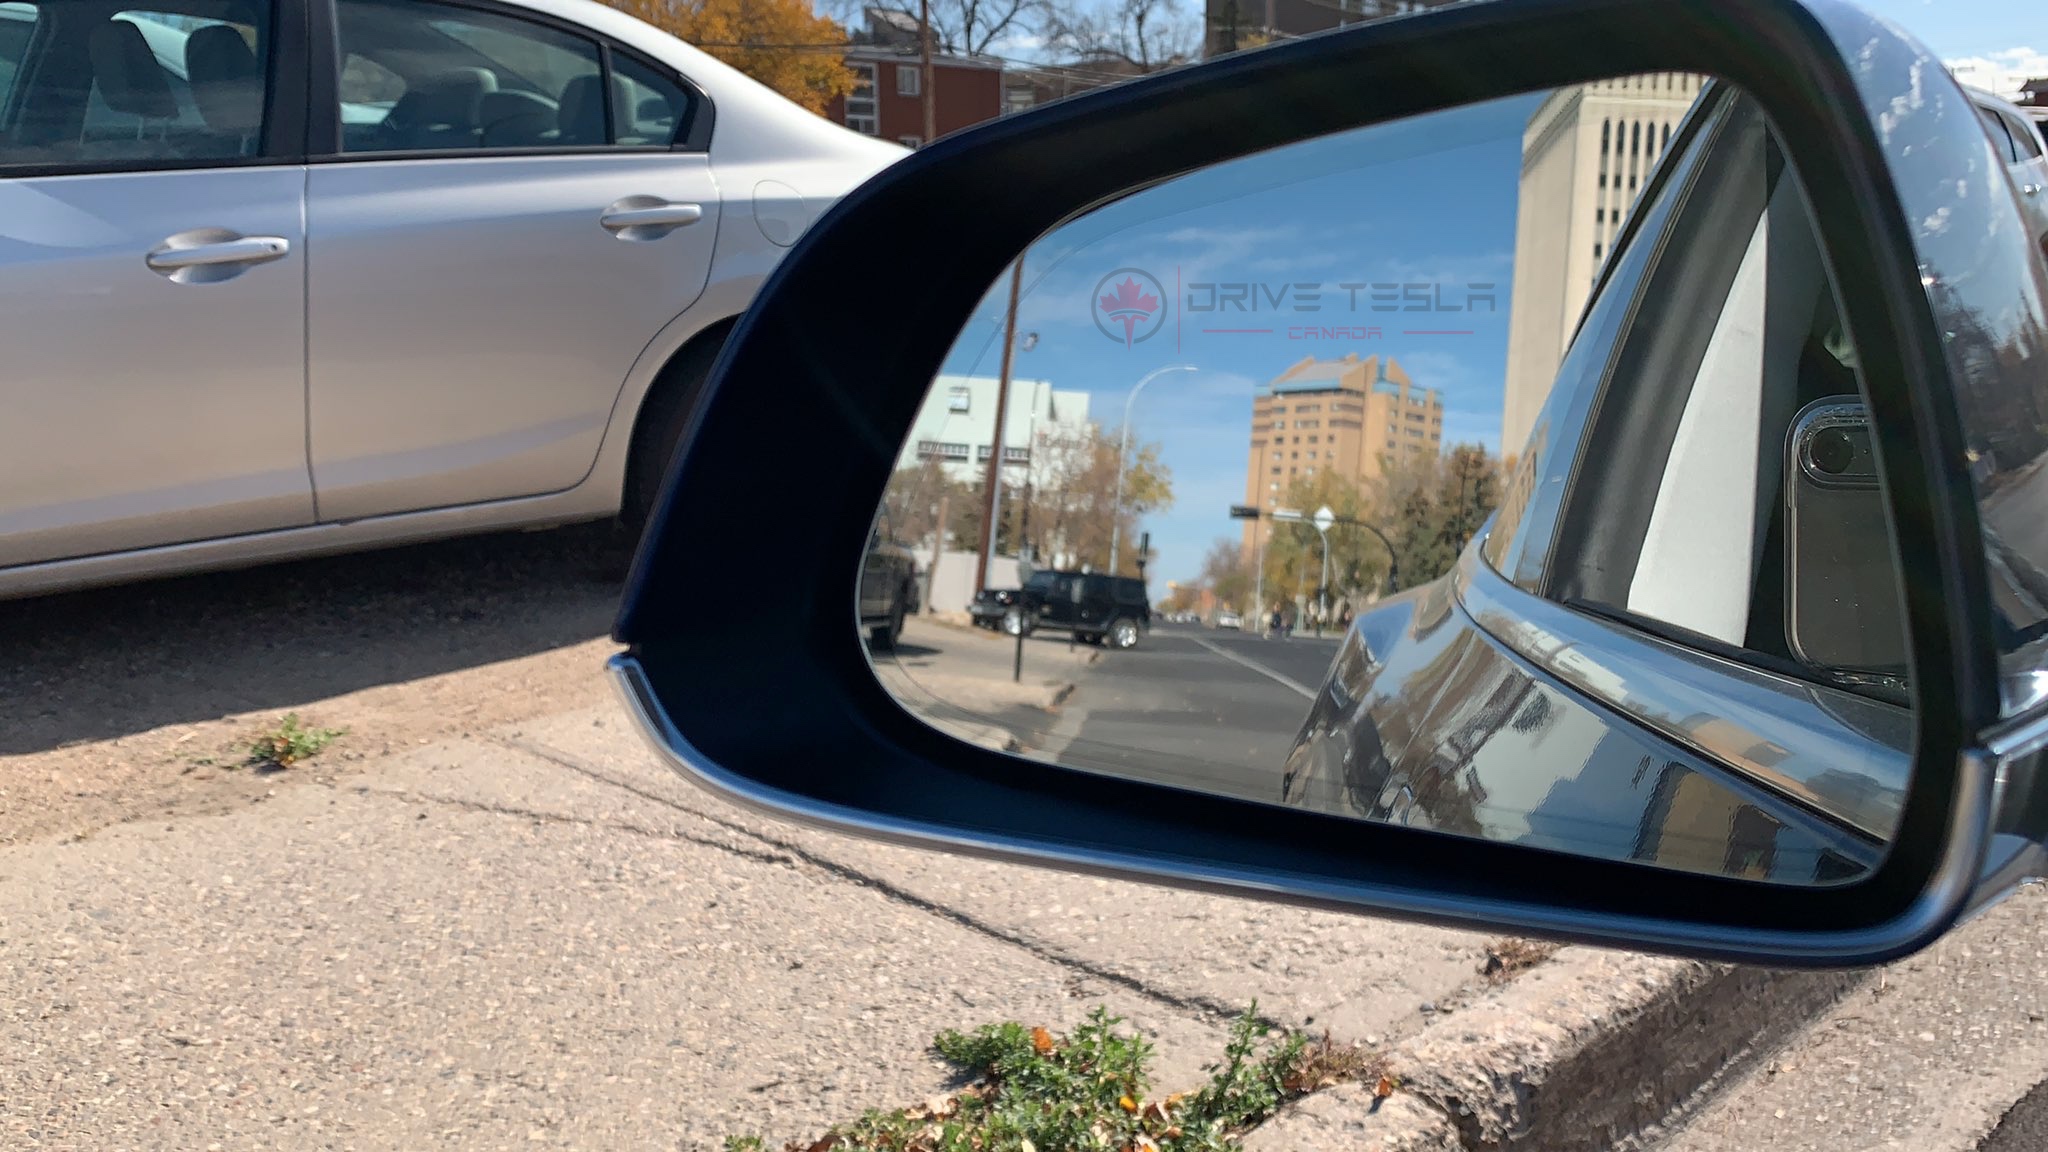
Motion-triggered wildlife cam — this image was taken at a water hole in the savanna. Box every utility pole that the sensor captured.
[919,0,935,144]
[975,260,1023,593]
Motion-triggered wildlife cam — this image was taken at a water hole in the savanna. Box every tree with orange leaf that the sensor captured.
[604,0,858,114]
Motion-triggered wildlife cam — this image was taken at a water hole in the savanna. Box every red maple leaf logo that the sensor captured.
[1098,276,1161,347]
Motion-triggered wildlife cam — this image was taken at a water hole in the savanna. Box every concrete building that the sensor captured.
[1500,75,1706,458]
[826,8,1004,147]
[1241,353,1441,552]
[899,374,1091,486]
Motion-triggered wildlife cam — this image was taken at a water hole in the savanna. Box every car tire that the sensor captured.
[871,597,906,650]
[1108,618,1140,649]
[622,320,734,541]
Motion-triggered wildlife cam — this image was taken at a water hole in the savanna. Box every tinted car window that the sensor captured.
[2003,109,2044,161]
[611,50,691,146]
[0,0,272,168]
[0,3,36,100]
[335,0,602,153]
[1980,104,2019,163]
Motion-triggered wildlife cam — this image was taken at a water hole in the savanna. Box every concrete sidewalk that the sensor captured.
[0,693,1498,1150]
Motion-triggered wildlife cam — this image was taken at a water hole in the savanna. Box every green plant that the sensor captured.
[733,1005,1382,1152]
[245,713,343,770]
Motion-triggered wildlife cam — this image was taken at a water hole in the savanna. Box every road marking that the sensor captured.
[1189,635,1319,700]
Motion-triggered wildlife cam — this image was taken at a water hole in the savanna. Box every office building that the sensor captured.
[1242,353,1441,552]
[898,375,1090,486]
[1500,74,1705,458]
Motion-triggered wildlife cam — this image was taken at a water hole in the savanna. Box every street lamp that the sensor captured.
[1270,506,1332,636]
[1107,363,1197,575]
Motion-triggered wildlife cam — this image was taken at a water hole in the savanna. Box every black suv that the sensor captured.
[970,570,1151,648]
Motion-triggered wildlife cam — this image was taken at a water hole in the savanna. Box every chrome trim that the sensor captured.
[609,651,1994,963]
[1456,547,1912,841]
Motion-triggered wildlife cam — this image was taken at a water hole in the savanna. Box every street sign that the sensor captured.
[1272,507,1304,522]
[1314,505,1335,533]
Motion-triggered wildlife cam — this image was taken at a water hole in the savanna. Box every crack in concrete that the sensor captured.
[498,733,1266,1027]
[351,783,800,867]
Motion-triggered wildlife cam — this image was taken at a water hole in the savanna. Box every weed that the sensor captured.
[245,713,344,770]
[735,1004,1380,1152]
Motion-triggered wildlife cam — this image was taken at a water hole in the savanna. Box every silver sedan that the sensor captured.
[0,0,902,599]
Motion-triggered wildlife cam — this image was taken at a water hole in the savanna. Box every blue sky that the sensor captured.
[1857,0,2037,62]
[936,93,1538,590]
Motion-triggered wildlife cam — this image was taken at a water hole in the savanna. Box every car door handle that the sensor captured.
[145,232,291,284]
[146,235,290,271]
[599,201,703,236]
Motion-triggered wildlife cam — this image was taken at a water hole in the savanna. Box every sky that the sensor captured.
[897,0,2044,592]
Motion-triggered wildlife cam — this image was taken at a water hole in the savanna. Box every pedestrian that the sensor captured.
[1269,603,1283,640]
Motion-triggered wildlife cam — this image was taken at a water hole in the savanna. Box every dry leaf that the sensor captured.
[1375,1075,1397,1099]
[1119,1095,1138,1113]
[1030,1027,1055,1054]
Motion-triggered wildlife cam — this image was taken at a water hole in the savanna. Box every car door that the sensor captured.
[0,0,310,569]
[304,0,719,523]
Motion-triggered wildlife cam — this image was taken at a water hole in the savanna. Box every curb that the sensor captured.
[1245,948,1859,1151]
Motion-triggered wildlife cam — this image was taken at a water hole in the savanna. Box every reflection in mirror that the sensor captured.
[862,74,1915,888]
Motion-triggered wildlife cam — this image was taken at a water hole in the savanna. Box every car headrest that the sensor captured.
[88,19,177,120]
[185,24,263,135]
[556,73,606,145]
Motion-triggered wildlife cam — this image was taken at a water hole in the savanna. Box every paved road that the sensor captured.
[880,619,1342,807]
[1054,625,1339,804]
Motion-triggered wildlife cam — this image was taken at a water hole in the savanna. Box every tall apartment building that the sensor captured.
[1242,353,1441,552]
[1500,74,1705,458]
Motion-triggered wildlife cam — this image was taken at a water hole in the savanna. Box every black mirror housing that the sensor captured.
[613,0,2043,966]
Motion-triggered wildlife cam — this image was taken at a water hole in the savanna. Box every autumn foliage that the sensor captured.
[605,0,858,114]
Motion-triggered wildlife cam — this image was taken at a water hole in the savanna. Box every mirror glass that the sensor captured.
[862,74,1915,887]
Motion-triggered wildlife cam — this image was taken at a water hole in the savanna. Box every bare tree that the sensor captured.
[855,0,1048,57]
[1044,0,1197,71]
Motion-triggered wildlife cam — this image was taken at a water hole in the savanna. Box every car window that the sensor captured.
[1543,93,1906,701]
[2003,109,2044,161]
[1979,104,2019,164]
[0,0,271,169]
[0,2,36,102]
[610,50,691,146]
[335,0,602,153]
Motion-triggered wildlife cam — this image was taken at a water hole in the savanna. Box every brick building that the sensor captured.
[825,7,1004,147]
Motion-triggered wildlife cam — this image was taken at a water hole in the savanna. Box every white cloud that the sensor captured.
[1946,47,2048,98]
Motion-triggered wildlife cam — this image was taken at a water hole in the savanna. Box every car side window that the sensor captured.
[1979,104,2019,164]
[0,3,37,104]
[0,1,273,170]
[610,50,692,147]
[1542,93,1906,699]
[2002,109,2044,161]
[335,0,601,153]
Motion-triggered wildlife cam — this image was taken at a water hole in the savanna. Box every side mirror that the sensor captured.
[615,0,2048,966]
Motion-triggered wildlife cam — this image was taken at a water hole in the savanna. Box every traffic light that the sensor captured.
[1228,504,1260,519]
[1136,531,1151,577]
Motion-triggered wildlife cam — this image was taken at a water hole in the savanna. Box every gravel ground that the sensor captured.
[1647,885,2048,1152]
[0,534,1512,1149]
[0,525,627,846]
